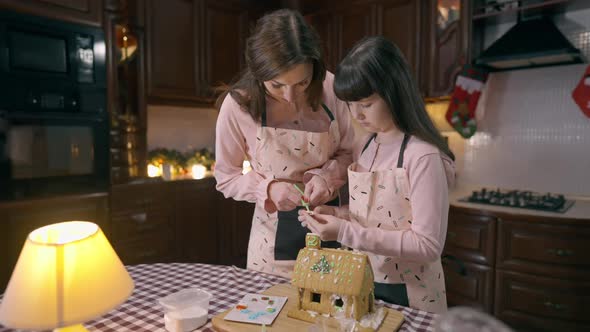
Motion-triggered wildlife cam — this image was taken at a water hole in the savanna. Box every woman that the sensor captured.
[299,36,455,313]
[214,9,355,278]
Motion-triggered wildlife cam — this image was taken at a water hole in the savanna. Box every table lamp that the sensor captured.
[0,221,134,332]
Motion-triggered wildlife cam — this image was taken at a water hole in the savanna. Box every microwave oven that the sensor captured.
[0,10,106,114]
[0,10,109,200]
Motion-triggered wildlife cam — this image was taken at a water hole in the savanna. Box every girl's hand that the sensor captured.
[303,175,332,207]
[297,211,346,242]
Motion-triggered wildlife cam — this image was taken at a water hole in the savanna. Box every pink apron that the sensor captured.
[347,134,447,313]
[247,104,341,278]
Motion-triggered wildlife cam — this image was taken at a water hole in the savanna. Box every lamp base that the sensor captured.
[54,324,89,332]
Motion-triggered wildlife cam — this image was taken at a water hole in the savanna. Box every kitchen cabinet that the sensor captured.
[421,0,470,97]
[444,205,590,331]
[306,0,471,98]
[494,217,590,331]
[443,206,497,313]
[143,0,260,106]
[0,0,103,26]
[306,0,421,90]
[305,2,392,74]
[175,178,221,264]
[217,196,255,268]
[109,178,254,268]
[0,193,109,291]
[105,1,147,184]
[376,0,422,79]
[110,181,177,265]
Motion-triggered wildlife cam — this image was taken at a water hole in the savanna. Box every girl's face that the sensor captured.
[264,63,313,104]
[347,93,396,133]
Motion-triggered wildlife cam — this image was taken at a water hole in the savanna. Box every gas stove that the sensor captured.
[460,188,575,213]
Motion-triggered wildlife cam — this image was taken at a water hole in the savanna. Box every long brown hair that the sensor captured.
[334,36,455,160]
[215,9,326,122]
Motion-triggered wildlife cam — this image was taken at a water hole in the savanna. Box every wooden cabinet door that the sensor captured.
[422,0,470,97]
[443,260,494,313]
[201,0,248,97]
[110,182,177,265]
[376,0,422,79]
[445,206,497,266]
[175,178,220,264]
[496,218,590,280]
[306,12,337,72]
[307,3,375,73]
[336,4,376,63]
[217,197,254,268]
[0,0,103,27]
[0,193,109,291]
[145,0,202,104]
[495,269,590,331]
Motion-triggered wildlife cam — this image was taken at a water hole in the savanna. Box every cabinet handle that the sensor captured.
[547,248,574,257]
[137,249,157,259]
[136,223,156,232]
[130,212,147,223]
[544,301,567,311]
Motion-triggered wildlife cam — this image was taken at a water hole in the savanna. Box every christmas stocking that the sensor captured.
[572,64,590,118]
[446,65,488,138]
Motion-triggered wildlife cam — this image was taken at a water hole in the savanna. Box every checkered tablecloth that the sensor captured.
[0,263,436,332]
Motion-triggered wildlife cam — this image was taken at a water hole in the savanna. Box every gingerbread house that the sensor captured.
[288,233,383,329]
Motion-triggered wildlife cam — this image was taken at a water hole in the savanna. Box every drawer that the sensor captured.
[497,220,590,279]
[443,260,494,313]
[111,209,172,242]
[444,207,497,266]
[112,230,176,265]
[494,270,590,331]
[110,182,171,213]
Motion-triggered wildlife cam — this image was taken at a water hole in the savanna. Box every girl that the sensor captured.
[214,9,355,278]
[298,36,455,313]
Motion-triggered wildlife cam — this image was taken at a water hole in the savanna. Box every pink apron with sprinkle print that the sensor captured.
[347,135,447,313]
[247,105,340,278]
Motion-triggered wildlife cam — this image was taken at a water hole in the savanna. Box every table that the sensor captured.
[0,263,436,332]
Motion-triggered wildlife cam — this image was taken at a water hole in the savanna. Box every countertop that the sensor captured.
[450,184,590,220]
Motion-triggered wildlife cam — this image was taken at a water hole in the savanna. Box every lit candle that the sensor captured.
[147,163,162,177]
[191,164,207,179]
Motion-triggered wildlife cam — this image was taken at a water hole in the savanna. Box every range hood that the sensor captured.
[475,17,585,71]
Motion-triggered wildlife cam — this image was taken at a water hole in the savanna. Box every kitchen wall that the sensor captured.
[448,7,590,197]
[448,63,590,197]
[147,105,217,152]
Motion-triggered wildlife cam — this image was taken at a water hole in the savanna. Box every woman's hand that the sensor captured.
[268,181,302,211]
[304,175,332,207]
[298,210,346,242]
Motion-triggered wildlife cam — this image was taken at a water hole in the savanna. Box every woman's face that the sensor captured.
[347,93,395,133]
[263,63,313,104]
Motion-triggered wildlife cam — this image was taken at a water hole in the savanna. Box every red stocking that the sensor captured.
[446,65,488,138]
[572,65,590,118]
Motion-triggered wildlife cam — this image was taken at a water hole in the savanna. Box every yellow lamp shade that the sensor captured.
[0,221,134,330]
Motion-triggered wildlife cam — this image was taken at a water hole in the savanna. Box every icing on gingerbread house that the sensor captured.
[288,233,380,326]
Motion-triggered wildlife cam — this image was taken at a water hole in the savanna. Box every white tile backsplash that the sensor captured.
[453,63,590,196]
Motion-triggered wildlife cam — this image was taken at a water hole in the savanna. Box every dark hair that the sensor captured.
[334,36,454,161]
[215,9,326,122]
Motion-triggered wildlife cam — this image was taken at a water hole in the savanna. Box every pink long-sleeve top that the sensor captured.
[215,72,355,208]
[338,132,456,262]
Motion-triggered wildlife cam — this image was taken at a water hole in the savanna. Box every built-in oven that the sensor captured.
[0,111,109,200]
[0,10,108,200]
